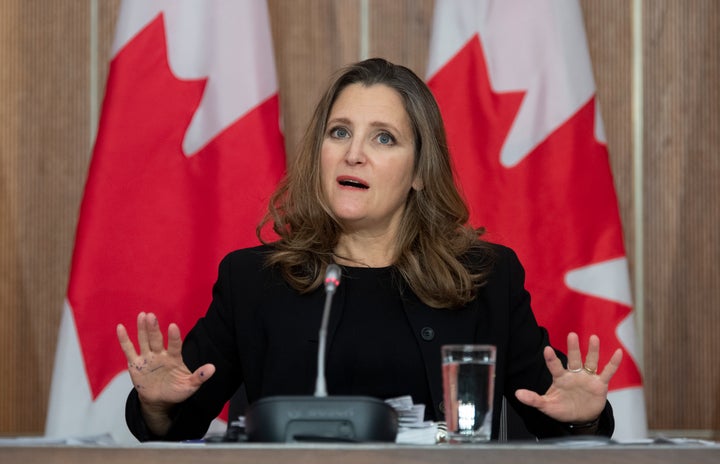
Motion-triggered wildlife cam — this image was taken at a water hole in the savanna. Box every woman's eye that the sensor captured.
[377,132,395,145]
[331,127,349,139]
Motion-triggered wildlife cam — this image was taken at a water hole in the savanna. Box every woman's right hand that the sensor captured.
[116,312,215,435]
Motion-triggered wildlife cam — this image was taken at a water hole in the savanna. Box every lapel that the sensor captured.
[399,284,480,419]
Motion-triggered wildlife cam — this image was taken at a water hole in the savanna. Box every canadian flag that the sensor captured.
[45,0,285,443]
[427,0,647,440]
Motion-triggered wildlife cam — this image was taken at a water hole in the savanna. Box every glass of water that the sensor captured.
[441,344,496,442]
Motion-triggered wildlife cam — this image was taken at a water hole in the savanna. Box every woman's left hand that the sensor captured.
[514,332,623,424]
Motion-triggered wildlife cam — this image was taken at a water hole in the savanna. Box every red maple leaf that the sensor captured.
[429,35,641,389]
[68,15,286,399]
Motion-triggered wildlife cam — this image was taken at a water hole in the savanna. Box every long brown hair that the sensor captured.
[258,58,493,308]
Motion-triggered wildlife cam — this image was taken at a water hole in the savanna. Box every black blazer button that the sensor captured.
[438,401,445,413]
[421,326,435,341]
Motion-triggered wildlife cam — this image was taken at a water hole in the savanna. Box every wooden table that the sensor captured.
[1,442,719,464]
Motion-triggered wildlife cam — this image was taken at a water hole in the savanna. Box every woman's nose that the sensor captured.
[344,139,366,165]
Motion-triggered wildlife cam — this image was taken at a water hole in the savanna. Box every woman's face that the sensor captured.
[320,83,421,235]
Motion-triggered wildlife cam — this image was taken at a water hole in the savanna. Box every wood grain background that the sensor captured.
[0,0,717,437]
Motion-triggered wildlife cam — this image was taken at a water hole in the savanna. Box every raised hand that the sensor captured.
[116,312,215,434]
[514,332,623,424]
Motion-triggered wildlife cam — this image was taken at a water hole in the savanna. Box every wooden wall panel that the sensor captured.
[268,0,434,160]
[0,0,24,435]
[269,0,361,161]
[97,1,123,127]
[0,0,91,434]
[0,0,120,436]
[643,0,720,431]
[369,0,434,79]
[0,0,718,438]
[580,1,635,266]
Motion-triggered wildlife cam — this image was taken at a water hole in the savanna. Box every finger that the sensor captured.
[136,312,150,353]
[146,312,165,352]
[515,388,544,409]
[599,348,624,384]
[166,323,183,358]
[543,346,567,378]
[190,363,216,387]
[566,332,582,370]
[583,334,600,372]
[116,323,139,361]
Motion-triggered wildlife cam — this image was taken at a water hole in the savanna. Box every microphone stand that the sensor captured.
[314,264,340,397]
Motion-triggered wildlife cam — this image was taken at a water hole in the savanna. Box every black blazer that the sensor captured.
[125,243,613,441]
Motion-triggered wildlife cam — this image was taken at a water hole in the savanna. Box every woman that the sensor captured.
[118,58,621,441]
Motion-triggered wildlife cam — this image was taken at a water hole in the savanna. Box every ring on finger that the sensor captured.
[583,365,597,375]
[568,366,583,373]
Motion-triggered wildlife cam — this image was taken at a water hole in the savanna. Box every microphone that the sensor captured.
[314,263,341,397]
[244,264,398,442]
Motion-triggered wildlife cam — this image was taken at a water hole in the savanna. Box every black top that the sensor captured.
[125,243,614,441]
[327,266,433,416]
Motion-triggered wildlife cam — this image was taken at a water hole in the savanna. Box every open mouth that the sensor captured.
[337,177,369,189]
